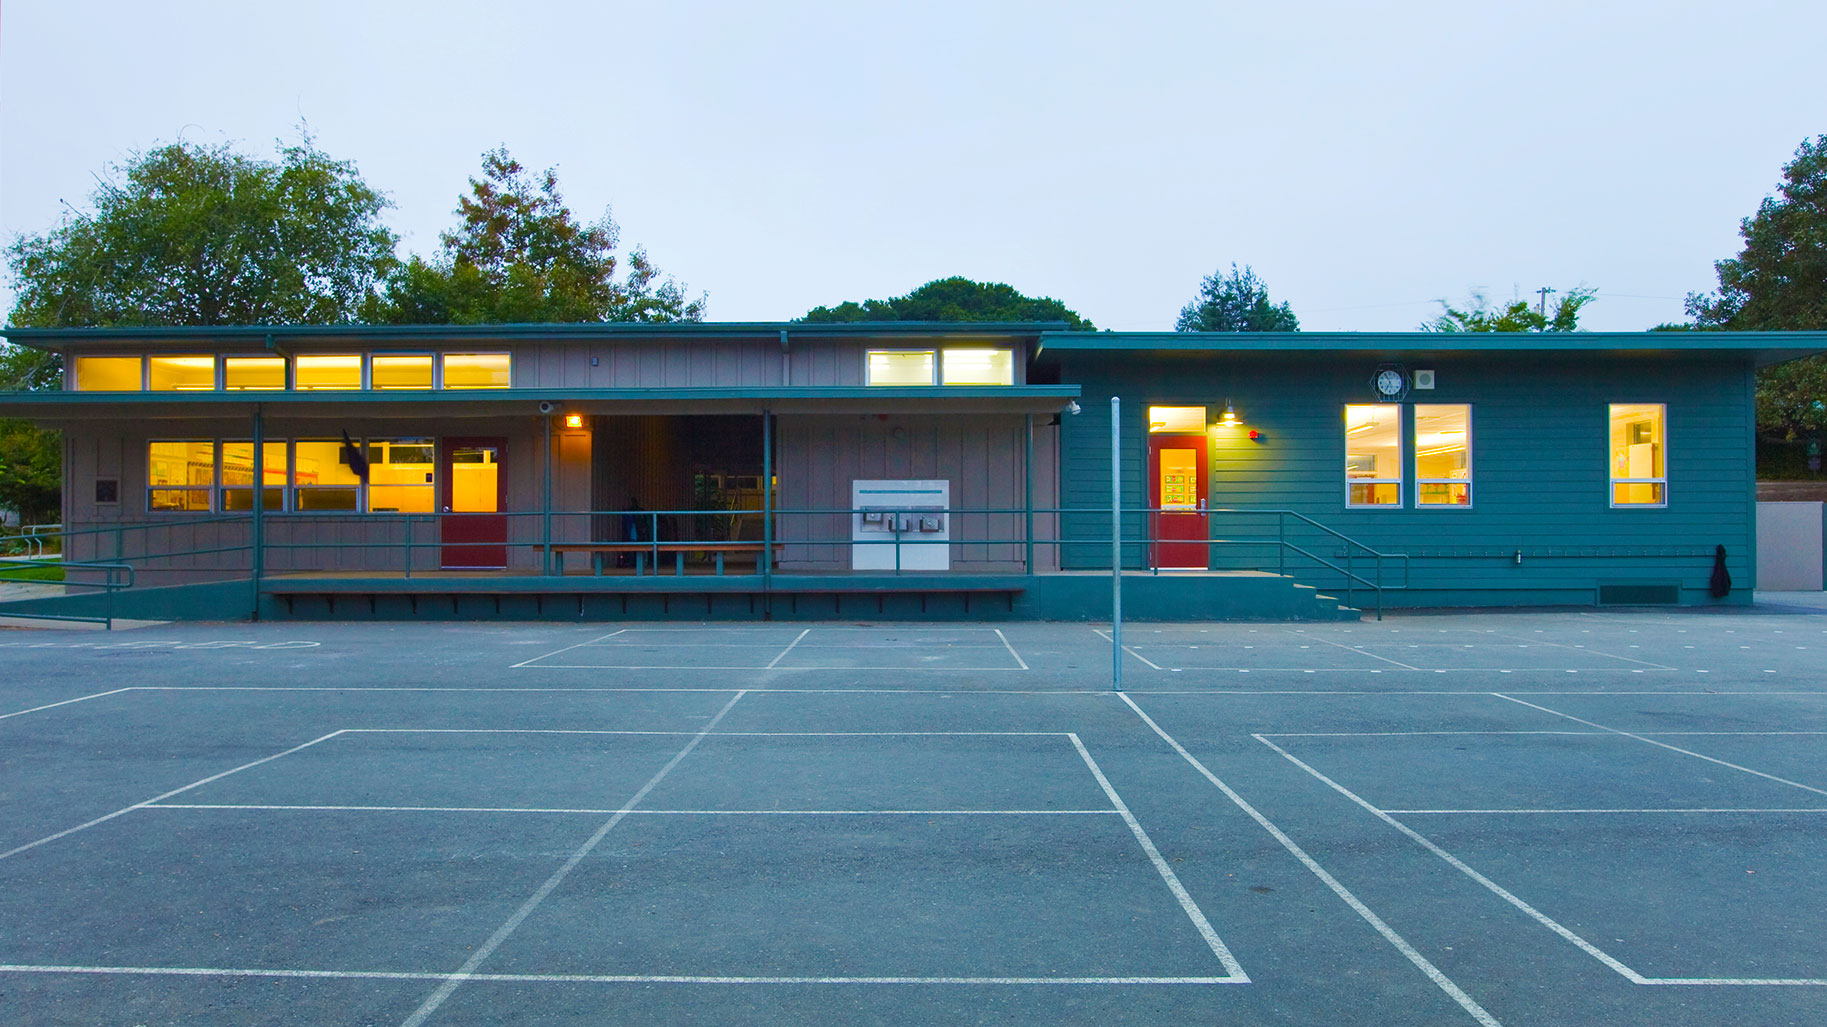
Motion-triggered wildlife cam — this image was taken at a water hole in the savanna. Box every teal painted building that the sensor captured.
[0,323,1820,622]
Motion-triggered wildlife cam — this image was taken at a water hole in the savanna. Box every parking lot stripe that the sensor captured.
[398,689,747,1027]
[1122,695,1503,1027]
[0,688,132,721]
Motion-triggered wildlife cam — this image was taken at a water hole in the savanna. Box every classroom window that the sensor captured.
[443,353,511,389]
[221,441,288,511]
[147,355,215,391]
[224,356,287,391]
[74,356,143,391]
[147,440,215,511]
[1610,403,1666,506]
[866,350,936,386]
[940,348,1014,385]
[371,354,434,390]
[295,354,362,390]
[293,439,363,511]
[366,438,436,513]
[1415,404,1471,506]
[1345,405,1402,507]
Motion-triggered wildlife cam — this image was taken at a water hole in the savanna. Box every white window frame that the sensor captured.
[146,439,218,513]
[1344,404,1404,509]
[1414,404,1473,509]
[1608,403,1668,509]
[865,349,938,386]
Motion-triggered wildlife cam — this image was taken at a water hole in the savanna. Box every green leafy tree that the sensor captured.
[377,147,705,324]
[1175,264,1299,332]
[1685,135,1827,440]
[0,419,60,524]
[800,276,1094,329]
[1423,288,1594,332]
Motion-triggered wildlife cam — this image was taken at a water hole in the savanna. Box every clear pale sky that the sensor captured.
[3,1,1823,332]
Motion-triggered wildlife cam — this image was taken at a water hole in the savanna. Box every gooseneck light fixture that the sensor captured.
[1219,400,1239,427]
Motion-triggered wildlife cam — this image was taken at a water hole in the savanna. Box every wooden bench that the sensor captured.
[546,542,783,577]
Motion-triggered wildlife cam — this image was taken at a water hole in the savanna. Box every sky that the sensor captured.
[2,0,1823,333]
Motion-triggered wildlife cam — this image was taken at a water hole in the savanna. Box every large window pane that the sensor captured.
[295,354,362,390]
[224,356,286,391]
[443,353,511,389]
[1610,403,1666,506]
[1415,404,1471,506]
[147,355,215,391]
[1345,405,1402,507]
[366,438,435,512]
[75,356,142,391]
[941,348,1014,385]
[222,441,287,511]
[148,440,214,512]
[294,438,363,511]
[372,354,433,390]
[866,350,935,386]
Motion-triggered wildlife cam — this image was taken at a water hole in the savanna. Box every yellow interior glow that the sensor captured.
[147,355,215,391]
[75,356,143,391]
[1148,406,1206,433]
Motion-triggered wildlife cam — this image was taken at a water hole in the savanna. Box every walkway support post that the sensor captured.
[762,407,773,613]
[1111,396,1123,693]
[1024,413,1035,575]
[251,404,265,619]
[542,413,553,576]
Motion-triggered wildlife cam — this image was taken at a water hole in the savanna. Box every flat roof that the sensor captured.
[1036,329,1827,367]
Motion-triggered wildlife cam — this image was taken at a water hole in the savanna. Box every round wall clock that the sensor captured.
[1375,368,1405,397]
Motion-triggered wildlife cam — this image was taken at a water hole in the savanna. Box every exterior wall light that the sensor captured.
[1219,401,1239,426]
[564,413,584,429]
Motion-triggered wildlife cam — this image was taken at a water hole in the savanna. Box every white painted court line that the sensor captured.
[398,690,747,1027]
[766,628,813,669]
[343,729,1068,737]
[1093,628,1163,670]
[520,664,1032,671]
[0,688,132,722]
[0,964,1237,985]
[1289,631,1422,671]
[1265,730,1827,738]
[993,628,1029,671]
[0,731,348,863]
[1383,808,1827,815]
[1492,694,1827,800]
[509,628,629,668]
[1253,733,1827,987]
[145,804,1122,816]
[1480,629,1679,671]
[1120,694,1503,1026]
[1066,733,1248,983]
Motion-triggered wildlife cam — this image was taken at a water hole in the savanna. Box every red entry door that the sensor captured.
[441,438,507,569]
[1149,435,1208,569]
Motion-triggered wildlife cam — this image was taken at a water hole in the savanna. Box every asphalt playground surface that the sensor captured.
[3,599,1826,1026]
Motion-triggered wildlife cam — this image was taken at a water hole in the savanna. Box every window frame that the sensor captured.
[440,352,512,390]
[290,437,367,513]
[146,439,217,513]
[865,348,938,387]
[1608,402,1668,509]
[1344,404,1404,509]
[1414,403,1473,509]
[938,347,1016,386]
[73,355,146,391]
[219,439,290,512]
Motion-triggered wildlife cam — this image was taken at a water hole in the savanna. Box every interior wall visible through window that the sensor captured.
[147,355,215,391]
[866,350,935,386]
[1415,404,1471,506]
[74,356,143,391]
[1345,405,1402,506]
[366,438,436,512]
[147,440,215,511]
[1610,403,1666,506]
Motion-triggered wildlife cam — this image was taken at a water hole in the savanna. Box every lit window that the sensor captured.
[1148,406,1206,433]
[443,353,511,389]
[1345,405,1402,507]
[147,355,215,391]
[1610,403,1666,506]
[295,354,362,390]
[221,441,288,511]
[940,348,1014,385]
[224,356,286,391]
[866,350,935,386]
[366,438,436,513]
[74,356,142,391]
[147,440,215,511]
[372,354,433,390]
[1415,405,1471,506]
[293,439,363,511]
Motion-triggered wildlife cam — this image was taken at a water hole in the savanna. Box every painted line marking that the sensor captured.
[0,964,1239,985]
[1093,629,1163,670]
[509,628,629,668]
[1265,730,1827,738]
[398,690,747,1027]
[994,628,1029,671]
[145,804,1122,816]
[1291,631,1422,671]
[1120,694,1502,1026]
[1481,629,1679,670]
[1491,694,1827,799]
[341,729,1068,737]
[765,629,813,669]
[0,731,348,863]
[0,688,132,722]
[1254,732,1827,986]
[1067,734,1247,982]
[516,665,1031,672]
[1383,808,1827,815]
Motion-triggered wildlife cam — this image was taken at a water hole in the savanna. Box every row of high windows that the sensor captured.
[1343,402,1666,508]
[142,438,445,513]
[865,348,1015,386]
[73,353,510,392]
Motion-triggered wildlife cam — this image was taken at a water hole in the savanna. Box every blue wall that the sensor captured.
[1053,351,1755,607]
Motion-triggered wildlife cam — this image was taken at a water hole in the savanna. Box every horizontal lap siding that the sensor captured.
[1057,353,1755,600]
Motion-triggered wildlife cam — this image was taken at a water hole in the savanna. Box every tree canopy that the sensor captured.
[1175,264,1299,332]
[5,136,395,330]
[375,147,705,324]
[1422,288,1594,332]
[800,277,1094,330]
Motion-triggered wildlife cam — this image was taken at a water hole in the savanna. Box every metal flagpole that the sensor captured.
[1111,396,1122,693]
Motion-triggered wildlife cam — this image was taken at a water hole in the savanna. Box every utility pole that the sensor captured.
[1536,286,1556,318]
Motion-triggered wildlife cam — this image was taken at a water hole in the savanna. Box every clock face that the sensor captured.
[1376,369,1405,396]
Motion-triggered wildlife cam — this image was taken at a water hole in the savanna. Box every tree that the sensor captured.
[1175,264,1299,332]
[377,147,705,324]
[1423,288,1594,332]
[6,134,396,331]
[1685,136,1827,441]
[800,277,1094,330]
[0,420,59,524]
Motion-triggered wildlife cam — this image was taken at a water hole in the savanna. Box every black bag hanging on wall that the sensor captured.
[1710,544,1733,598]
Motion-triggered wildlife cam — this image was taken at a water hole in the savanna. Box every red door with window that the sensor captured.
[441,438,507,569]
[1149,435,1208,569]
